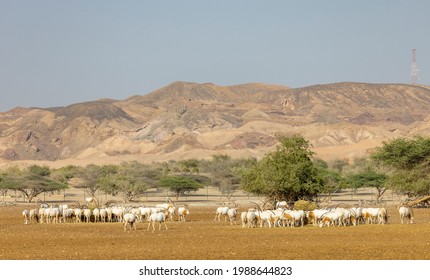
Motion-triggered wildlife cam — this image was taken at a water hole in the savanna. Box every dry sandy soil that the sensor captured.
[1,203,430,260]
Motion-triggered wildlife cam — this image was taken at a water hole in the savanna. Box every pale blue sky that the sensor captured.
[1,1,429,112]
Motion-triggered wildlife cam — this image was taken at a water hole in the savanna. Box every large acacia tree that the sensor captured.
[371,136,430,197]
[202,155,254,201]
[158,175,204,201]
[240,134,326,202]
[0,165,67,203]
[345,167,388,203]
[69,164,108,199]
[98,162,159,202]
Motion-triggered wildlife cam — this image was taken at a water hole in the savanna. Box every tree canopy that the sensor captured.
[240,134,326,202]
[0,165,67,202]
[96,162,162,202]
[158,175,204,200]
[371,136,430,170]
[371,136,430,197]
[203,155,255,200]
[345,167,388,202]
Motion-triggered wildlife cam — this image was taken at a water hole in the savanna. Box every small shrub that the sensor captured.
[293,200,317,211]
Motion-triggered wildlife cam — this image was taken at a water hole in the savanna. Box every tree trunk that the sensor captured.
[376,187,388,203]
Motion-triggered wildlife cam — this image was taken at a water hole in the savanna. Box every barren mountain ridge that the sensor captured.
[1,81,430,166]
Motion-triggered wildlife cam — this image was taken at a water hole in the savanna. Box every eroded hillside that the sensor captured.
[1,82,429,165]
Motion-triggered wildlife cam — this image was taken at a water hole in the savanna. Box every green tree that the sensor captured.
[371,136,430,197]
[313,158,344,204]
[389,167,430,197]
[101,173,143,203]
[97,162,162,202]
[0,165,67,203]
[70,164,110,198]
[158,175,203,201]
[177,159,200,173]
[331,159,349,173]
[118,162,157,202]
[50,165,81,199]
[51,165,80,183]
[240,134,325,202]
[203,155,249,201]
[371,136,430,170]
[98,173,124,197]
[0,166,21,201]
[345,168,388,203]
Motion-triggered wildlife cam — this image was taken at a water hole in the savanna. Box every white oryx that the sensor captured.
[319,210,344,227]
[318,207,363,227]
[278,209,295,227]
[348,207,363,226]
[92,208,100,223]
[177,206,190,222]
[106,207,113,223]
[247,209,259,228]
[398,206,414,224]
[139,207,152,221]
[290,210,305,227]
[307,209,329,226]
[83,208,92,223]
[99,208,108,223]
[150,207,165,214]
[22,208,39,224]
[241,208,258,228]
[74,208,83,223]
[123,213,138,232]
[255,210,277,228]
[22,210,30,224]
[215,202,239,224]
[240,211,248,227]
[42,207,51,223]
[362,207,388,225]
[147,212,168,231]
[46,207,60,224]
[156,201,176,222]
[38,208,46,223]
[166,205,176,222]
[251,203,278,228]
[227,208,238,225]
[214,206,229,222]
[275,201,288,209]
[111,206,125,222]
[29,209,39,224]
[62,208,74,223]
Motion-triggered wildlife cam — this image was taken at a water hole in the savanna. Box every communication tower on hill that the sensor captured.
[410,48,419,85]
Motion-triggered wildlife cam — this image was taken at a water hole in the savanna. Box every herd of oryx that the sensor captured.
[21,202,190,232]
[215,202,415,228]
[21,200,415,232]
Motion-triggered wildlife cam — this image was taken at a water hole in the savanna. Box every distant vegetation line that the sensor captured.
[1,134,430,207]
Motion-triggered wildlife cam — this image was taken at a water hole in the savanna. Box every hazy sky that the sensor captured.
[1,1,429,112]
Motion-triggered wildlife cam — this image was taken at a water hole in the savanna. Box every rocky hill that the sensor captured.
[1,81,430,166]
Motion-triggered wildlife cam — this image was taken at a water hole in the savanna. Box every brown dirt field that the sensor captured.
[1,205,430,260]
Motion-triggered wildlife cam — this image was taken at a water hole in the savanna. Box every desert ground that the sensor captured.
[1,187,429,260]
